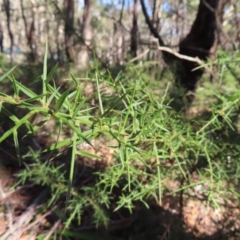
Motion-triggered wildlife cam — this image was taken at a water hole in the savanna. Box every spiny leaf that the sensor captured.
[45,62,58,84]
[7,77,37,98]
[77,150,101,159]
[1,106,19,123]
[53,89,70,113]
[71,73,78,87]
[0,111,35,142]
[9,75,19,97]
[13,130,21,164]
[0,65,17,82]
[42,42,48,104]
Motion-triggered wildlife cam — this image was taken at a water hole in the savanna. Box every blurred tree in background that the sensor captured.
[0,0,237,67]
[0,0,239,104]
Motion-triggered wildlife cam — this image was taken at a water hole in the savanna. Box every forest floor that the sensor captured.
[1,121,240,240]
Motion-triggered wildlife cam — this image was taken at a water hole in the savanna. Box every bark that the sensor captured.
[117,0,124,63]
[77,0,93,67]
[117,26,124,63]
[3,0,14,60]
[232,0,240,48]
[20,0,28,43]
[45,0,53,58]
[0,22,3,53]
[64,0,75,62]
[26,20,36,61]
[130,0,139,58]
[152,0,161,30]
[56,20,64,66]
[151,0,162,61]
[20,0,35,60]
[27,0,40,63]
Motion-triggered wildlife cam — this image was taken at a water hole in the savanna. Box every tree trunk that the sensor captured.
[64,0,75,62]
[20,0,28,43]
[130,0,139,58]
[28,0,41,63]
[77,0,93,68]
[140,0,226,103]
[20,0,34,61]
[0,22,3,53]
[117,26,123,64]
[151,0,162,61]
[3,0,14,61]
[177,0,220,98]
[152,0,161,30]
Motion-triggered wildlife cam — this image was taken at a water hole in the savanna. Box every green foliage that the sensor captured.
[1,49,240,238]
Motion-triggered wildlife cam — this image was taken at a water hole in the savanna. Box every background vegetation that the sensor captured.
[0,0,240,239]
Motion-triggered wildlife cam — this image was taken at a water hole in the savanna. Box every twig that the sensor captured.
[128,49,150,63]
[158,46,203,64]
[43,219,61,240]
[127,45,217,82]
[1,188,49,240]
[139,0,165,46]
[0,184,36,200]
[22,205,58,233]
[158,46,217,81]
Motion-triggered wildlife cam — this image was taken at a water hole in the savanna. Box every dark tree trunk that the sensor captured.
[0,22,3,53]
[64,0,75,62]
[130,0,138,58]
[140,0,226,103]
[177,0,220,98]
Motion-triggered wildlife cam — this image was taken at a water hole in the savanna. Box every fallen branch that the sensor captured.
[158,46,217,81]
[158,46,203,64]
